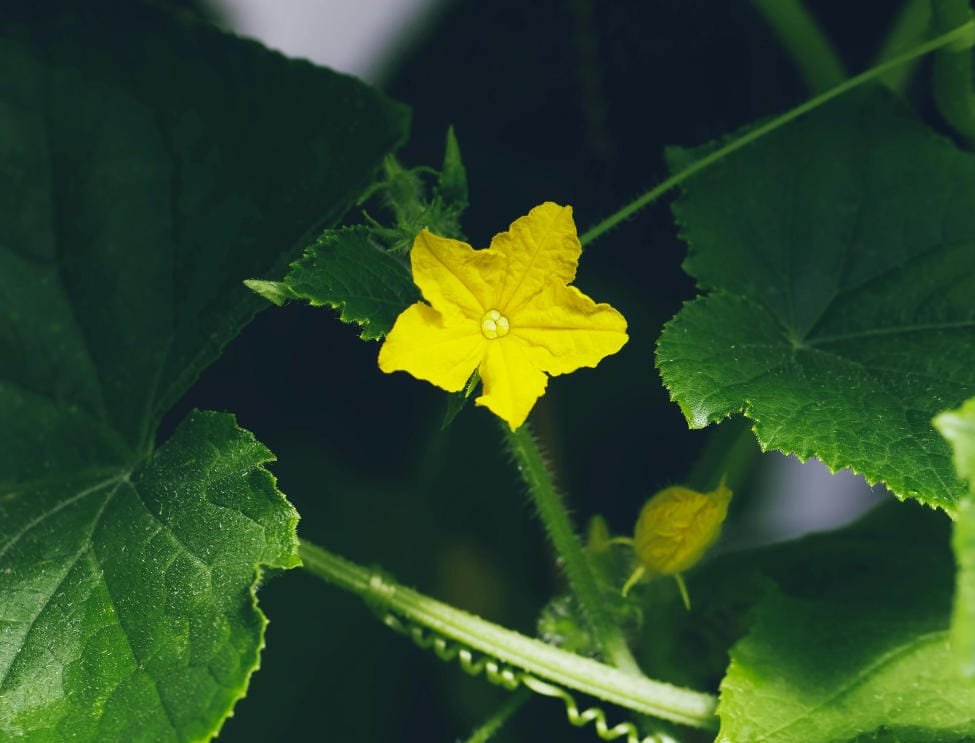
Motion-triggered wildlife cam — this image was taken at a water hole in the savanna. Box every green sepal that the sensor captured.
[441,370,481,430]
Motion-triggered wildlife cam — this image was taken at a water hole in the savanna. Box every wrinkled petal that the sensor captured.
[488,202,581,315]
[476,339,548,429]
[633,482,733,575]
[411,229,502,321]
[509,283,628,375]
[378,302,485,392]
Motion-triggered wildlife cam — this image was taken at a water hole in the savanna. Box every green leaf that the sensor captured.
[716,506,971,743]
[634,502,973,742]
[657,88,975,511]
[247,130,469,340]
[935,397,975,677]
[0,2,408,737]
[265,226,420,340]
[0,411,298,740]
[720,590,974,743]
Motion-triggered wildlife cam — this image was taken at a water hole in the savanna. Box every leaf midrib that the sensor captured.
[807,319,975,346]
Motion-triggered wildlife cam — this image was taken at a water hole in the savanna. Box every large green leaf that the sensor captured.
[716,503,972,743]
[629,503,971,742]
[657,89,975,511]
[0,2,408,738]
[0,411,298,740]
[935,397,975,676]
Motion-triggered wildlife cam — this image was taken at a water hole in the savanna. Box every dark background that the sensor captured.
[163,1,908,739]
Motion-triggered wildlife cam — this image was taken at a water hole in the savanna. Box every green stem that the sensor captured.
[503,423,641,675]
[298,540,718,729]
[578,18,975,247]
[933,0,975,141]
[874,0,931,93]
[685,416,760,494]
[752,0,845,92]
[461,688,531,743]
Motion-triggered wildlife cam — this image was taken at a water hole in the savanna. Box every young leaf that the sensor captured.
[658,88,975,512]
[257,226,420,340]
[0,2,408,738]
[934,397,975,676]
[437,126,470,208]
[247,129,470,340]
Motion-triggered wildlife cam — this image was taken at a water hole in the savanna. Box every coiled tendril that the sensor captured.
[382,613,678,743]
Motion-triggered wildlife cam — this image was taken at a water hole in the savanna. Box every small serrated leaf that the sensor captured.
[279,226,420,340]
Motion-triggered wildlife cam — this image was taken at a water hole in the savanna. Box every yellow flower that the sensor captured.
[378,202,628,429]
[621,478,733,609]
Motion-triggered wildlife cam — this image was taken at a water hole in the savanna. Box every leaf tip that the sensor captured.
[244,279,296,307]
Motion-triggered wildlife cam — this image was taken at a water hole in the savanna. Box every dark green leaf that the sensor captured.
[0,2,408,737]
[658,89,975,511]
[935,397,975,676]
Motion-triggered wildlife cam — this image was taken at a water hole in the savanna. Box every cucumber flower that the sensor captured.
[378,202,628,429]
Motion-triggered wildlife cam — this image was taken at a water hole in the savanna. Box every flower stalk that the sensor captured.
[503,422,642,676]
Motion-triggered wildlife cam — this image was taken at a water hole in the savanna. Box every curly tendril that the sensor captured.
[382,613,678,743]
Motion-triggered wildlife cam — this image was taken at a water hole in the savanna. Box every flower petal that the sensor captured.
[411,229,502,321]
[378,302,485,392]
[489,202,581,314]
[475,339,548,429]
[510,283,628,375]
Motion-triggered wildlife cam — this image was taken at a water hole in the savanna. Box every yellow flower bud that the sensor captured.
[622,478,732,609]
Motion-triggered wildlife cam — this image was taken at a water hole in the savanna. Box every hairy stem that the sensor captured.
[578,18,975,247]
[461,688,531,743]
[752,0,845,92]
[298,540,718,729]
[503,423,641,675]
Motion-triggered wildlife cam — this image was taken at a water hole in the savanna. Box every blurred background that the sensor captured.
[161,0,902,739]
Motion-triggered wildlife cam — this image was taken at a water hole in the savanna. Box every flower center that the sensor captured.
[480,308,510,339]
